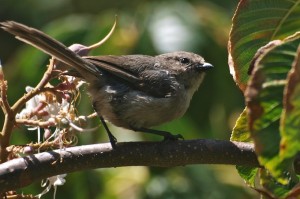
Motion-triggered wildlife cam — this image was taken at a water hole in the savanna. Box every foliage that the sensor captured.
[230,0,300,198]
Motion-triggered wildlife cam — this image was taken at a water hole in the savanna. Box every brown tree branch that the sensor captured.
[0,139,258,193]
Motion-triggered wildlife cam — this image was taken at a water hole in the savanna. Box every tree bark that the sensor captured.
[0,139,258,193]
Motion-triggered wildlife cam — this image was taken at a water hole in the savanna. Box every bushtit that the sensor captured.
[1,21,213,146]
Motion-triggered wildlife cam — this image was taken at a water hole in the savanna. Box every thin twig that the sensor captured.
[86,16,117,50]
[0,64,14,162]
[0,64,11,115]
[15,119,56,128]
[11,58,55,114]
[0,59,55,162]
[0,81,11,115]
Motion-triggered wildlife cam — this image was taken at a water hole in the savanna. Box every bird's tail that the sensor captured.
[0,21,100,77]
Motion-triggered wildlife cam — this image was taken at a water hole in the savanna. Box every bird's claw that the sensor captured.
[163,133,184,141]
[109,134,118,148]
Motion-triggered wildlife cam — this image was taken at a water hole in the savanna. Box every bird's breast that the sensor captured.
[90,84,191,129]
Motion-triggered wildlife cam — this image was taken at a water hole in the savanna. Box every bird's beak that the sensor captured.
[197,62,213,71]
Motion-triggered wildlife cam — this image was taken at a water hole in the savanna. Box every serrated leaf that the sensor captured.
[231,108,252,142]
[280,45,300,157]
[228,0,300,91]
[245,34,300,186]
[260,169,292,198]
[231,109,258,187]
[236,165,258,187]
[278,45,300,179]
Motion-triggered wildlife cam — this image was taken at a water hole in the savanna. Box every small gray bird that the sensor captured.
[0,21,213,146]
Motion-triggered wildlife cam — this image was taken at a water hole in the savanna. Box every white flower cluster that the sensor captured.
[16,78,88,198]
[16,86,71,127]
[16,76,88,148]
[37,174,67,199]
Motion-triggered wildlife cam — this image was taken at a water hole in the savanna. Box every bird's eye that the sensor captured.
[180,57,190,64]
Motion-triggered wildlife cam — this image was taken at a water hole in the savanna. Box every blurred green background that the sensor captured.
[0,0,258,198]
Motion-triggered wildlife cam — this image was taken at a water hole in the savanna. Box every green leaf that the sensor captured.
[231,109,258,188]
[278,45,300,179]
[280,45,300,158]
[259,169,292,198]
[229,0,300,91]
[236,166,258,187]
[245,34,300,186]
[230,108,252,142]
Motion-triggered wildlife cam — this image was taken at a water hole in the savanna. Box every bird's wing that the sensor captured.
[85,55,142,85]
[86,56,177,98]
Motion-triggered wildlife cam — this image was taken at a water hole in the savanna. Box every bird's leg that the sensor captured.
[99,116,117,148]
[134,127,184,140]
